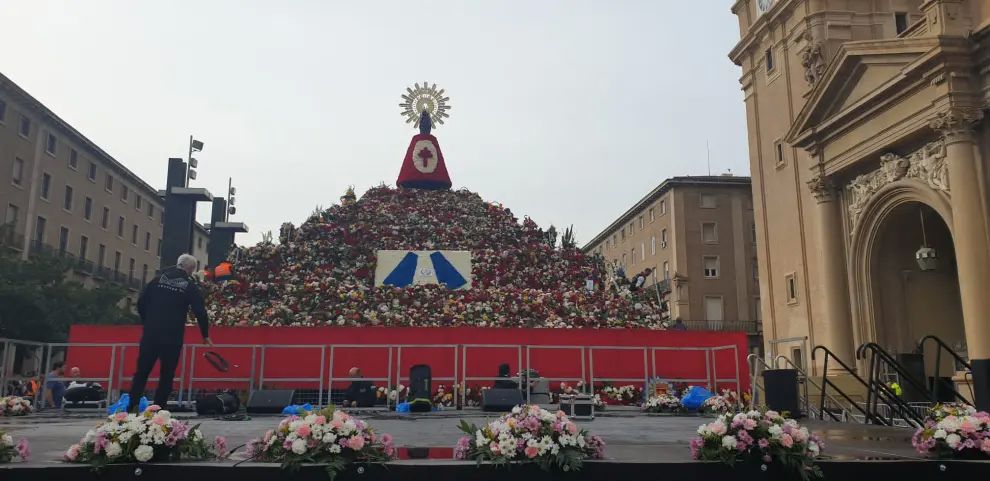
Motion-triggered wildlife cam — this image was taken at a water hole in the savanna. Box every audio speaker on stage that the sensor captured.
[247,389,295,414]
[196,391,240,415]
[482,388,525,412]
[763,369,801,417]
[896,353,927,403]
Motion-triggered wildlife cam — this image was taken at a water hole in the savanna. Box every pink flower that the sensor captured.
[213,436,229,459]
[153,416,166,426]
[296,425,311,438]
[65,444,81,461]
[565,422,578,435]
[347,435,366,450]
[960,420,977,435]
[981,438,990,454]
[454,436,471,460]
[489,441,500,454]
[147,404,162,412]
[743,419,757,430]
[708,422,727,436]
[16,438,30,460]
[689,438,703,459]
[330,419,344,429]
[524,446,540,458]
[758,438,769,449]
[114,412,128,422]
[263,430,274,442]
[381,433,393,445]
[780,433,794,448]
[314,416,327,425]
[762,455,772,463]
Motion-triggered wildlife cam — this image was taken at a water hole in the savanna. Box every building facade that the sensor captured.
[730,0,990,408]
[0,72,212,301]
[584,176,761,339]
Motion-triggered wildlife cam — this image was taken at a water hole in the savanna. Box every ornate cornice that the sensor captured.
[929,108,983,144]
[846,140,949,231]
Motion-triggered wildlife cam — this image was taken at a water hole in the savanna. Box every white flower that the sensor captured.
[511,406,522,414]
[134,445,155,462]
[328,444,341,454]
[945,433,961,449]
[192,429,203,442]
[722,435,738,450]
[933,429,947,439]
[106,442,123,459]
[808,442,820,456]
[0,434,12,446]
[475,432,488,447]
[696,424,709,436]
[322,432,338,444]
[291,438,308,455]
[768,425,783,438]
[84,430,97,443]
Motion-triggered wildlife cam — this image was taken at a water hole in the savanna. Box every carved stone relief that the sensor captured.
[801,42,827,86]
[846,140,948,230]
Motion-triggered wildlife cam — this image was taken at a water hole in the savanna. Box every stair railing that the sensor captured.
[918,335,974,405]
[811,345,886,425]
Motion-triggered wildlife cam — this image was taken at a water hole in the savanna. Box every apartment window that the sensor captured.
[79,236,89,261]
[131,224,138,245]
[651,236,656,255]
[700,193,717,208]
[751,222,757,244]
[87,161,97,181]
[114,251,121,272]
[753,262,759,279]
[11,157,25,186]
[765,47,775,73]
[612,234,617,246]
[649,208,655,222]
[128,258,135,281]
[117,216,125,237]
[0,98,5,122]
[702,222,718,243]
[754,297,762,321]
[895,12,908,35]
[19,115,30,138]
[703,256,720,278]
[661,229,668,247]
[101,207,110,229]
[58,227,69,253]
[69,149,79,170]
[638,215,644,230]
[98,244,106,268]
[46,133,57,155]
[144,232,151,251]
[63,185,74,211]
[785,273,798,304]
[640,242,645,261]
[157,239,162,257]
[39,173,52,200]
[660,199,667,215]
[147,203,154,218]
[84,197,93,220]
[4,204,18,230]
[197,236,203,249]
[105,174,114,192]
[121,184,129,202]
[135,195,142,210]
[663,261,670,280]
[621,228,626,241]
[34,216,47,242]
[775,140,785,168]
[142,264,149,283]
[631,248,636,265]
[704,296,724,325]
[622,253,627,266]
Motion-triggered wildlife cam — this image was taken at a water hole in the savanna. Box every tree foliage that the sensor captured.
[0,247,137,342]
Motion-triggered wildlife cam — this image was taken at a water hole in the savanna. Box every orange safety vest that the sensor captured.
[214,261,234,281]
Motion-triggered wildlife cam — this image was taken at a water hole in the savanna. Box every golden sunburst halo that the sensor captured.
[399,82,451,128]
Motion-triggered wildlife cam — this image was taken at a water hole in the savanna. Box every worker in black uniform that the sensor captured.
[128,254,214,411]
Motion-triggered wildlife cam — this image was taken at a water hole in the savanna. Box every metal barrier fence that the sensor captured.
[1,338,745,409]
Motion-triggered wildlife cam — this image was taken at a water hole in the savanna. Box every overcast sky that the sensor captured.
[3,0,747,246]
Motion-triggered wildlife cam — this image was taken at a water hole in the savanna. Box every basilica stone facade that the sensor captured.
[730,0,990,409]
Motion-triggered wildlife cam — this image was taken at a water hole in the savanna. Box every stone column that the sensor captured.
[930,108,990,411]
[807,173,856,368]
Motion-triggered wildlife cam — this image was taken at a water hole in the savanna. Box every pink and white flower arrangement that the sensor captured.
[643,393,682,413]
[247,407,393,480]
[700,389,740,414]
[599,385,642,406]
[0,396,33,417]
[454,404,605,471]
[691,409,824,481]
[0,428,30,463]
[912,402,990,459]
[64,405,226,467]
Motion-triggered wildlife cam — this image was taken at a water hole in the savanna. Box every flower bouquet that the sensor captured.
[912,402,990,458]
[64,405,226,467]
[455,404,606,471]
[0,396,33,416]
[700,389,740,415]
[598,385,642,406]
[0,429,30,463]
[644,393,683,413]
[432,385,455,407]
[692,409,824,481]
[247,406,394,480]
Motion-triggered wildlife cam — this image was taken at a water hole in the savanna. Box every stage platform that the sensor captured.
[3,408,989,480]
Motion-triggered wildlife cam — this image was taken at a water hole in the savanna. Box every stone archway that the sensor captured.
[848,180,964,374]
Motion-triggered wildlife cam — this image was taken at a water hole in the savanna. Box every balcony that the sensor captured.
[679,320,762,335]
[21,239,141,290]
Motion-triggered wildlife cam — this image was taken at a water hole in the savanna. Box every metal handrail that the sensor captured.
[811,345,885,425]
[918,335,974,404]
[747,353,771,408]
[856,343,929,426]
[772,354,857,422]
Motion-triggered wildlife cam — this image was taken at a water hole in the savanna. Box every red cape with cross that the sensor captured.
[396,133,452,190]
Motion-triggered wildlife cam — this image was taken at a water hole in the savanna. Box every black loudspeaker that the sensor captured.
[247,389,295,414]
[763,369,801,417]
[482,388,525,412]
[196,391,240,415]
[895,353,928,403]
[408,364,432,400]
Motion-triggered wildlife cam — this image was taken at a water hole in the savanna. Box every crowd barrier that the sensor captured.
[2,332,745,409]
